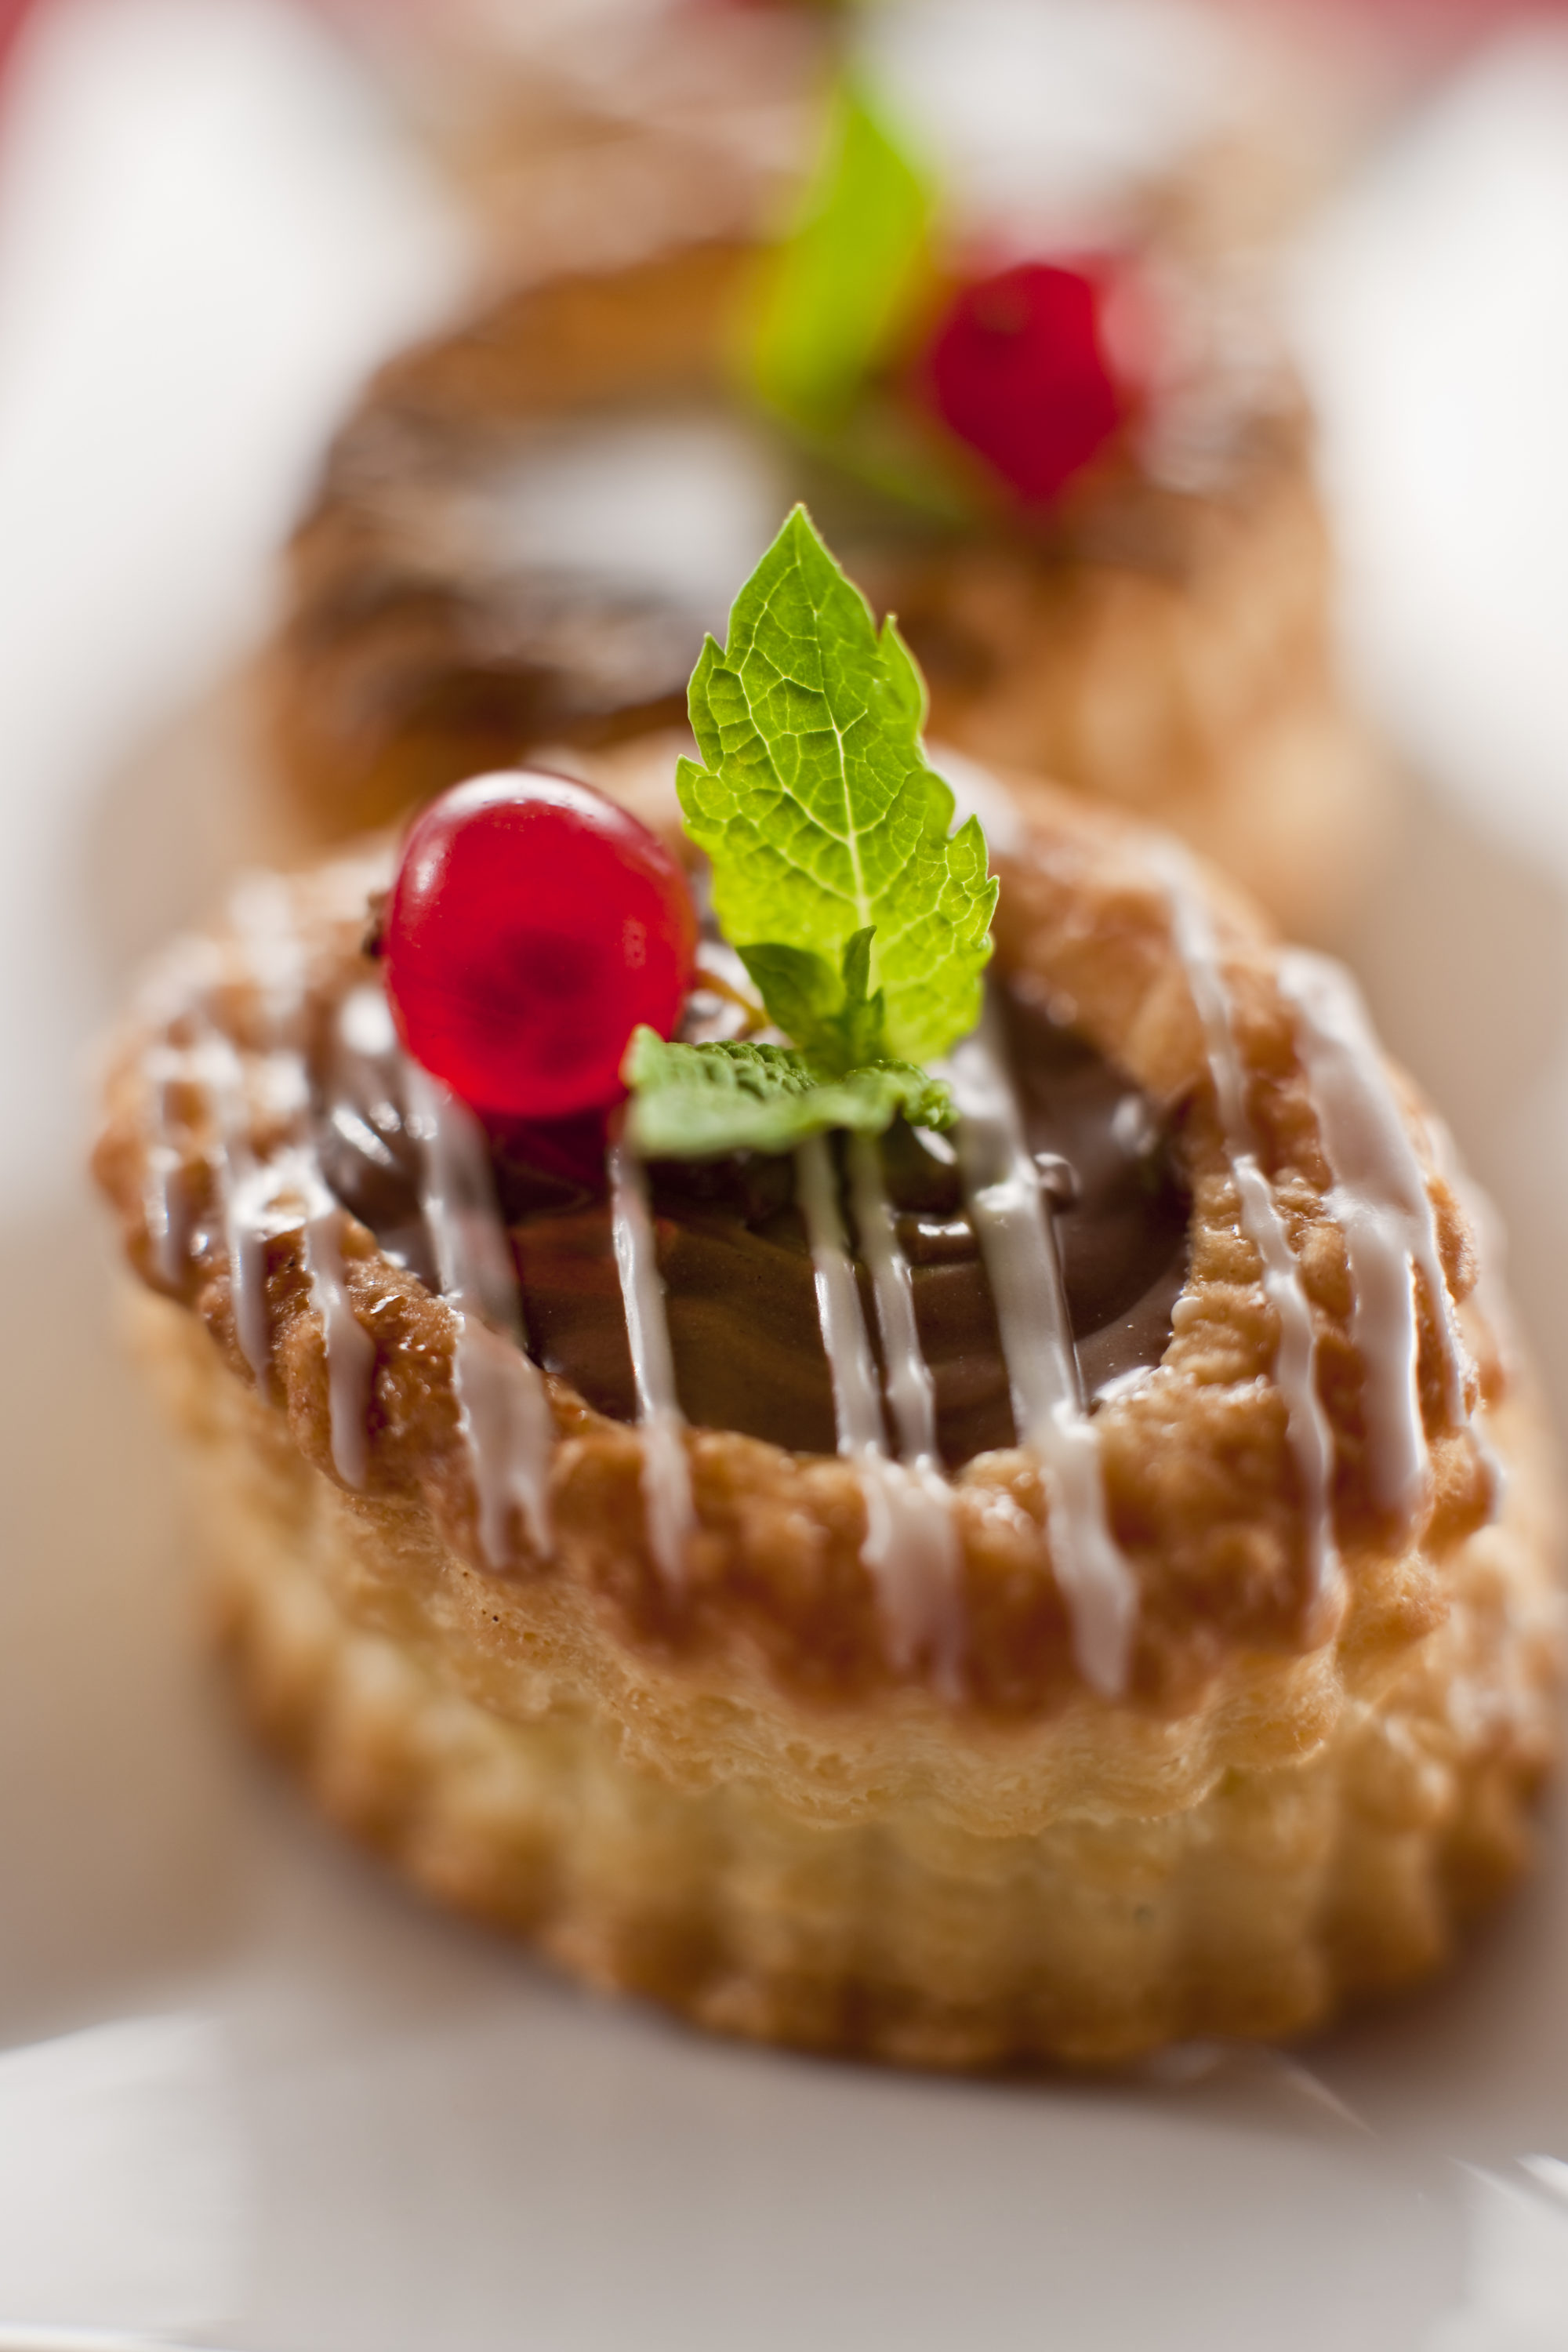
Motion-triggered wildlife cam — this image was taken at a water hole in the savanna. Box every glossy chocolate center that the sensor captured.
[313,971,1188,1472]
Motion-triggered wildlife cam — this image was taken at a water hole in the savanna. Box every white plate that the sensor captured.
[5,5,1568,2347]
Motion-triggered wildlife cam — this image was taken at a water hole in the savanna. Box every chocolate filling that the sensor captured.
[314,971,1189,1472]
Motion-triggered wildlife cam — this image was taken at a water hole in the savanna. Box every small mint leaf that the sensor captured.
[677,506,997,1065]
[622,1028,954,1161]
[735,942,844,1059]
[744,81,934,434]
[835,927,887,1069]
[737,924,887,1076]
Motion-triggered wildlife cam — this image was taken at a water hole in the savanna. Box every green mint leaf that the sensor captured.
[737,926,887,1075]
[622,1028,955,1161]
[745,80,933,434]
[677,506,997,1065]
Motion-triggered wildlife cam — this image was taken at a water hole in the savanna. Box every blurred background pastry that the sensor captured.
[263,0,1388,936]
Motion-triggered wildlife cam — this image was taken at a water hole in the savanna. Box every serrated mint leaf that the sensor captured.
[622,1028,954,1161]
[746,81,933,434]
[737,926,887,1075]
[677,506,997,1065]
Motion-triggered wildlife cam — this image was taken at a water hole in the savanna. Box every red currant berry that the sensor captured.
[924,260,1131,507]
[383,769,697,1121]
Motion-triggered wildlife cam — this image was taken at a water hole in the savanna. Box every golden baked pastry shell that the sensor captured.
[94,766,1562,2063]
[142,1289,1559,2067]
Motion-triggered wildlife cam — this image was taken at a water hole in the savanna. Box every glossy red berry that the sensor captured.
[383,769,697,1121]
[924,260,1131,507]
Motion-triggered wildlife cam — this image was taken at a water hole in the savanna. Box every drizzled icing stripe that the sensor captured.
[946,996,1136,1698]
[845,1134,943,1464]
[794,1134,884,1450]
[948,1008,1080,1423]
[141,1026,212,1292]
[218,1135,278,1387]
[143,1145,183,1287]
[220,880,318,1398]
[1156,848,1338,1607]
[302,1172,376,1491]
[140,884,376,1489]
[1278,949,1469,1529]
[794,1131,963,1677]
[845,1134,964,1686]
[220,882,378,1486]
[607,1134,694,1586]
[142,1029,265,1367]
[401,1049,554,1563]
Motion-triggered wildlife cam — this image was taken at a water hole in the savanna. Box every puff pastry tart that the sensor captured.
[267,25,1381,936]
[102,520,1555,2067]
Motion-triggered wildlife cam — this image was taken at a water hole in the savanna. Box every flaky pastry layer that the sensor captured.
[143,1289,1559,2064]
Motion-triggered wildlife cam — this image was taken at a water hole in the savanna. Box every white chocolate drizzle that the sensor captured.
[401,1047,553,1563]
[138,883,376,1490]
[303,1178,375,1492]
[947,999,1136,1698]
[1278,949,1469,1528]
[795,1133,964,1679]
[844,1133,964,1686]
[607,1134,694,1586]
[1156,849,1338,1606]
[795,1134,885,1450]
[142,1094,191,1293]
[227,884,377,1486]
[141,1027,259,1362]
[845,1133,942,1465]
[218,1145,278,1387]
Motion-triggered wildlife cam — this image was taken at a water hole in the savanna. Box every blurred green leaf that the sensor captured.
[746,80,933,434]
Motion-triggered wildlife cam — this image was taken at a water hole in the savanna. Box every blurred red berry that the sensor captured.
[925,260,1131,507]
